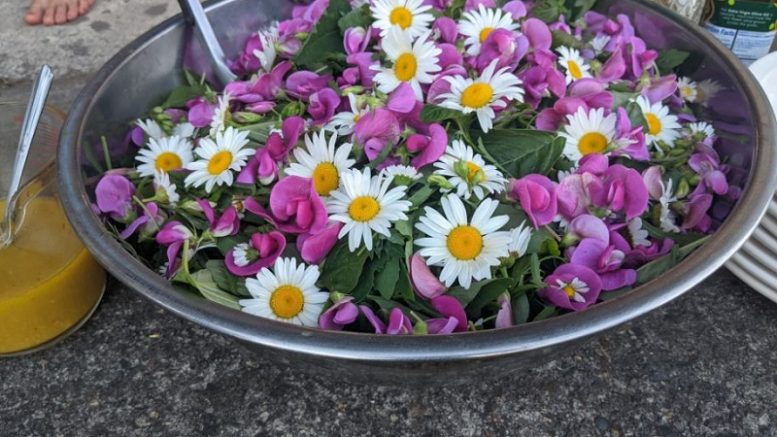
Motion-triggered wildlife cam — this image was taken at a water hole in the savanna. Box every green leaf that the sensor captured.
[421,104,463,123]
[447,278,501,307]
[529,253,543,287]
[533,305,558,321]
[318,241,370,293]
[465,278,511,319]
[641,221,707,246]
[551,30,585,50]
[477,129,566,178]
[532,0,566,23]
[512,293,530,325]
[188,270,241,310]
[375,257,401,300]
[655,49,690,74]
[635,235,709,284]
[206,260,250,297]
[408,185,436,208]
[351,259,381,302]
[294,0,350,71]
[160,84,208,109]
[564,0,596,21]
[395,263,414,301]
[337,4,372,32]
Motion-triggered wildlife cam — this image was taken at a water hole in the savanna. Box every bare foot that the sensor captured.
[25,0,95,26]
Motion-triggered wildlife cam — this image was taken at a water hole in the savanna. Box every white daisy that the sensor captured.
[154,171,180,205]
[559,107,619,164]
[381,164,421,185]
[627,217,650,247]
[696,78,723,106]
[232,243,252,267]
[184,127,253,193]
[677,77,697,102]
[209,93,231,136]
[253,26,278,72]
[415,194,511,288]
[459,4,519,55]
[557,46,591,84]
[433,139,506,200]
[328,168,412,251]
[508,221,532,256]
[373,27,441,100]
[659,179,680,233]
[370,0,434,39]
[285,130,356,197]
[439,59,524,133]
[325,94,369,136]
[136,135,193,178]
[136,118,194,140]
[555,277,590,303]
[688,121,715,138]
[239,257,329,326]
[590,35,611,52]
[636,96,682,148]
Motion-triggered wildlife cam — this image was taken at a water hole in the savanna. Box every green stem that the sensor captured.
[100,136,113,171]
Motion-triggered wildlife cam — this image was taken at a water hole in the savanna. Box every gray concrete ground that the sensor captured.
[2,2,777,436]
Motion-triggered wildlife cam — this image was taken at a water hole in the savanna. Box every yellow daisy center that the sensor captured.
[155,152,183,172]
[563,284,576,298]
[389,6,413,29]
[460,83,494,109]
[348,196,381,222]
[681,86,694,97]
[479,27,494,43]
[207,150,233,175]
[312,162,339,196]
[447,225,484,260]
[578,132,608,156]
[466,161,482,183]
[567,60,583,80]
[353,113,362,123]
[645,113,662,136]
[394,53,418,82]
[270,285,305,319]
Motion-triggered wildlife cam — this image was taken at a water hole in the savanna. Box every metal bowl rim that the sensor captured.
[57,0,777,363]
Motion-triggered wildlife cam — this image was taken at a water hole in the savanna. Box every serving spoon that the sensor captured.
[177,0,237,86]
[0,65,54,249]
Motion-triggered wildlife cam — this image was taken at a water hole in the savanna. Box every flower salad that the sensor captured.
[92,0,733,334]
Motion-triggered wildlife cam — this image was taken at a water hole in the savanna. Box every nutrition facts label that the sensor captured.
[705,23,777,64]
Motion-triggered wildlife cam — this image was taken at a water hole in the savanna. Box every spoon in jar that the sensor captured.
[0,65,54,248]
[177,0,237,86]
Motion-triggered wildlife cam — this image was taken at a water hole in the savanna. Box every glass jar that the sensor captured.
[0,101,106,356]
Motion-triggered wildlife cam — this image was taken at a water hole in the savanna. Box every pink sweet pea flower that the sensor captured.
[642,166,665,200]
[569,238,636,290]
[535,79,612,130]
[359,305,387,334]
[95,174,136,222]
[156,221,194,278]
[225,61,293,104]
[476,28,528,72]
[187,97,216,128]
[592,165,649,220]
[345,52,379,88]
[120,202,166,240]
[244,177,328,234]
[427,65,467,104]
[682,193,713,230]
[407,123,448,169]
[613,108,648,161]
[320,296,359,330]
[465,0,495,10]
[344,26,371,55]
[197,200,240,237]
[508,175,558,228]
[503,1,528,19]
[409,252,447,299]
[238,116,304,185]
[436,43,464,70]
[539,263,602,311]
[495,292,512,329]
[354,108,401,161]
[426,317,460,334]
[387,83,419,114]
[297,222,343,264]
[520,64,566,109]
[431,295,468,332]
[308,88,341,125]
[433,17,459,43]
[688,150,728,195]
[386,308,413,335]
[285,70,332,101]
[566,214,610,244]
[225,231,286,277]
[557,172,603,219]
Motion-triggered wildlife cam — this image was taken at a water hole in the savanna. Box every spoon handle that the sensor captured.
[5,65,54,204]
[177,0,237,86]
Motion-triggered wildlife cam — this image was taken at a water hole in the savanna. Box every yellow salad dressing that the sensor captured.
[0,197,105,354]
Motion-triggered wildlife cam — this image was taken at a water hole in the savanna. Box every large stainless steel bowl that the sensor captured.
[58,0,777,383]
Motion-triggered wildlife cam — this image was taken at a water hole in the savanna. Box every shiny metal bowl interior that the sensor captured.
[58,0,777,382]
